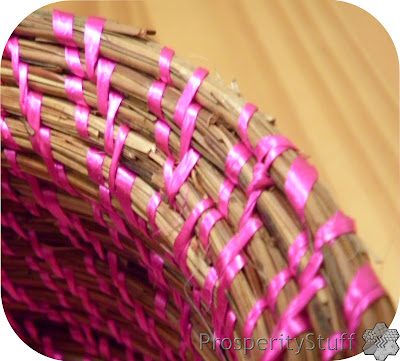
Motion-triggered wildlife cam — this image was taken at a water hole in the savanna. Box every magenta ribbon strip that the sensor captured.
[104,91,123,155]
[148,80,167,120]
[159,47,175,84]
[52,10,77,47]
[285,156,318,223]
[97,57,116,116]
[163,148,200,204]
[108,123,129,191]
[238,102,258,150]
[84,16,106,80]
[225,142,252,185]
[180,102,201,160]
[52,10,85,77]
[65,76,88,106]
[174,67,208,127]
[173,198,214,281]
[155,121,172,157]
[1,116,21,150]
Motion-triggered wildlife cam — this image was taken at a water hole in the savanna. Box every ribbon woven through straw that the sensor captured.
[1,9,390,361]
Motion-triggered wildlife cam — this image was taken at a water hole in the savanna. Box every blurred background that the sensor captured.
[44,1,399,307]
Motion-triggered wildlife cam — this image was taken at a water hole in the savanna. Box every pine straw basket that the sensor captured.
[1,9,395,361]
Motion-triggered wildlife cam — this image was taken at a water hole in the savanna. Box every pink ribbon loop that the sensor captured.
[174,67,209,127]
[344,264,386,336]
[243,268,292,339]
[148,80,167,119]
[199,209,223,250]
[53,10,85,76]
[65,76,88,106]
[314,210,355,251]
[114,166,139,228]
[52,10,77,47]
[5,37,20,82]
[26,91,42,133]
[1,116,20,150]
[104,91,123,155]
[255,134,296,169]
[18,63,29,116]
[96,58,116,116]
[108,123,129,191]
[218,179,235,217]
[86,148,106,185]
[287,231,309,276]
[155,121,172,157]
[65,48,85,77]
[164,148,200,204]
[174,198,214,279]
[159,47,175,84]
[225,142,252,185]
[238,103,258,150]
[147,192,162,232]
[285,156,318,223]
[75,105,90,138]
[180,102,201,160]
[84,16,106,80]
[215,217,262,275]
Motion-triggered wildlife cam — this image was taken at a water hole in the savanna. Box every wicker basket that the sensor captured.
[1,8,394,361]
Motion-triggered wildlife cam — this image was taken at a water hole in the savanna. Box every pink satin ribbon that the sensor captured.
[1,116,21,150]
[180,102,201,159]
[255,134,296,166]
[26,91,42,133]
[147,192,162,232]
[287,231,309,276]
[225,142,252,185]
[24,90,78,195]
[238,103,258,150]
[53,10,85,77]
[86,148,106,184]
[262,276,326,361]
[285,156,318,223]
[174,67,208,127]
[218,179,235,217]
[75,105,90,138]
[215,217,262,275]
[243,268,292,339]
[108,123,129,191]
[104,91,123,155]
[199,209,223,250]
[2,212,28,240]
[52,10,77,47]
[321,264,386,361]
[65,47,85,77]
[163,148,200,204]
[148,80,167,119]
[97,57,116,116]
[84,16,106,80]
[159,47,175,84]
[114,167,141,230]
[155,121,172,157]
[65,76,88,106]
[64,75,91,138]
[344,264,386,343]
[314,210,355,251]
[5,37,20,82]
[174,198,214,280]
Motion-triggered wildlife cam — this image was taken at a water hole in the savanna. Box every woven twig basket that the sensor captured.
[1,9,395,361]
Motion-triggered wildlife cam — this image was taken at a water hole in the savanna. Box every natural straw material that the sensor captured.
[1,8,394,361]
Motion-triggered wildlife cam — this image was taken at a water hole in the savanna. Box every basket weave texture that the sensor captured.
[1,9,394,361]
